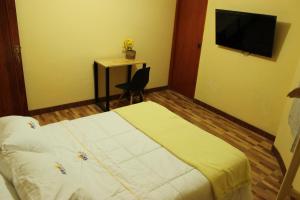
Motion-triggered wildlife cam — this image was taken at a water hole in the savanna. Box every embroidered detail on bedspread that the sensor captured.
[78,151,88,161]
[55,162,67,175]
[28,122,37,129]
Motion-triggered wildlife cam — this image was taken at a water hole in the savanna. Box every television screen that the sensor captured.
[216,9,277,57]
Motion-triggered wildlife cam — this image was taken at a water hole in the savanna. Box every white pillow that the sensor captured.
[0,116,51,182]
[0,155,12,184]
[0,130,51,153]
[7,151,64,200]
[0,116,40,149]
[5,151,92,200]
[0,116,40,138]
[0,172,19,200]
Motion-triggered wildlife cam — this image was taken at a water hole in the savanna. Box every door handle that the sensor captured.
[13,45,21,63]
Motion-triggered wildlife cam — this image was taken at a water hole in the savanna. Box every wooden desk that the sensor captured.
[93,58,146,111]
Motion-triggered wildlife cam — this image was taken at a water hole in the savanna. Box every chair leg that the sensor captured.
[129,92,133,105]
[139,91,144,102]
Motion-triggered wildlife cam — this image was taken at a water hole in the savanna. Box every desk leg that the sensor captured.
[127,65,132,83]
[142,63,147,95]
[93,62,99,104]
[126,65,132,100]
[105,68,110,111]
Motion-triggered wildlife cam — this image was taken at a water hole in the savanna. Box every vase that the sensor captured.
[125,50,136,59]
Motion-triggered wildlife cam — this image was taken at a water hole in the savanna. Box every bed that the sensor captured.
[0,101,252,200]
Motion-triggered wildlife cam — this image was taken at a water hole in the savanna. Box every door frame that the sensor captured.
[168,0,180,90]
[2,0,28,115]
[168,0,208,98]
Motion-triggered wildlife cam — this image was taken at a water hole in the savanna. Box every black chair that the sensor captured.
[116,67,150,104]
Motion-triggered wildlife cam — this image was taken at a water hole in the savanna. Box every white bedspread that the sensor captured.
[2,112,252,200]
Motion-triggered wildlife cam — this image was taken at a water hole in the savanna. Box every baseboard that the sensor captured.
[28,99,96,116]
[271,145,287,175]
[28,86,168,116]
[193,98,276,141]
[144,86,168,93]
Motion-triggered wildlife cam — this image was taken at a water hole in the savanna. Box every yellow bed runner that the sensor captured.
[114,101,251,200]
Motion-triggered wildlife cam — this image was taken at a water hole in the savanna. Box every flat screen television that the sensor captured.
[216,9,277,57]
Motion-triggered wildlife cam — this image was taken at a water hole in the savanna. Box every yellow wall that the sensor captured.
[194,0,300,135]
[15,0,176,110]
[275,58,300,191]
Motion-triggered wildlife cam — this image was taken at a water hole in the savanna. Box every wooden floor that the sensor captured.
[34,89,283,200]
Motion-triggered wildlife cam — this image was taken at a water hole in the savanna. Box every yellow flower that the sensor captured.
[123,39,134,51]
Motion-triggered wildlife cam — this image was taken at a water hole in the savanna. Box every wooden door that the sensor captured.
[0,0,28,116]
[169,0,208,98]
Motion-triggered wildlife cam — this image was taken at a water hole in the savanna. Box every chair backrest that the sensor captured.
[130,67,150,91]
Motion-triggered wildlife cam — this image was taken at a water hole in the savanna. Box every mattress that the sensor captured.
[1,111,252,200]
